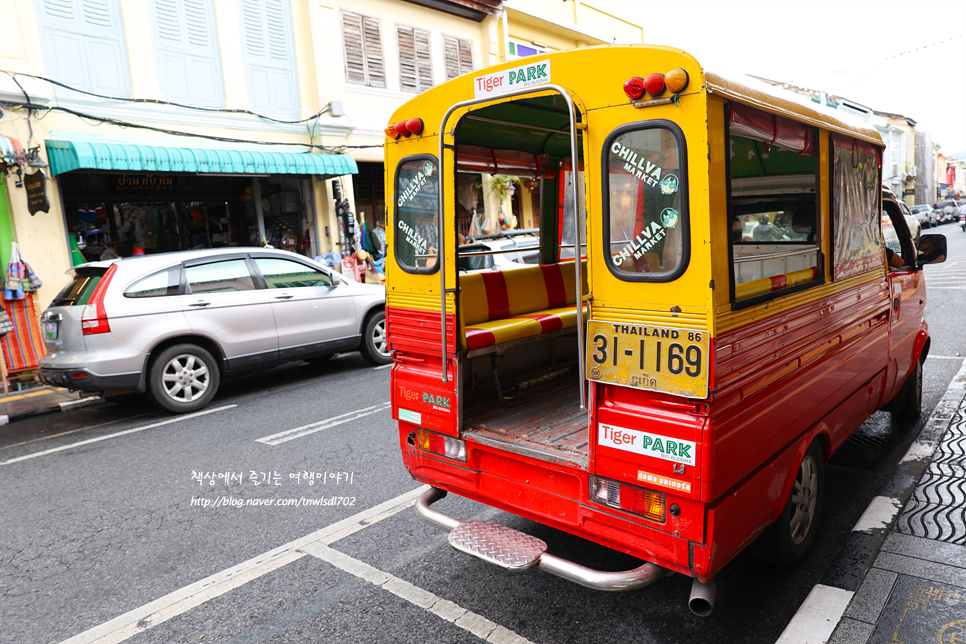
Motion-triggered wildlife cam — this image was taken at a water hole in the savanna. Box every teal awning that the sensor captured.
[45,139,358,177]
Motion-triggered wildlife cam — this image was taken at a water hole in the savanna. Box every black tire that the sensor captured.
[897,359,923,420]
[758,441,824,567]
[148,344,220,413]
[360,310,391,365]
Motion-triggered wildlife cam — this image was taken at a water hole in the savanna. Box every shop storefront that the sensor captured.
[45,138,358,263]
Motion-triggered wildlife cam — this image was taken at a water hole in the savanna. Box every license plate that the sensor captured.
[586,320,709,398]
[44,321,59,340]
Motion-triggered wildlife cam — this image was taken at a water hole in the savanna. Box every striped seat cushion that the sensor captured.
[465,306,585,351]
[461,262,587,351]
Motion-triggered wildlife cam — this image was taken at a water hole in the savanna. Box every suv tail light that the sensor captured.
[589,475,666,522]
[81,264,117,335]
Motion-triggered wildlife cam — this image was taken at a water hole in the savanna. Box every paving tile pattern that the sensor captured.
[896,408,966,543]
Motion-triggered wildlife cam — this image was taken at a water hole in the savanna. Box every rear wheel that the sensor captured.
[897,359,923,420]
[759,440,824,566]
[148,344,220,413]
[360,311,391,365]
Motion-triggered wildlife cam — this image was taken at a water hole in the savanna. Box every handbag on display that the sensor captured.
[0,309,13,337]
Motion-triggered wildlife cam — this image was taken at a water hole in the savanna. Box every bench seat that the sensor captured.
[465,306,582,351]
[460,262,587,352]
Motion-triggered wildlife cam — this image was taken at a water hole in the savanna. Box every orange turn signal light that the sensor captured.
[665,68,689,93]
[385,124,400,140]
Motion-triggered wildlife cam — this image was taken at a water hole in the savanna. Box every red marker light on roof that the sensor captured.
[385,125,400,140]
[665,68,689,93]
[394,121,410,137]
[643,73,666,97]
[406,118,424,135]
[623,77,645,100]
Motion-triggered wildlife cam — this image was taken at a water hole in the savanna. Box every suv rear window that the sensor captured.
[50,267,107,306]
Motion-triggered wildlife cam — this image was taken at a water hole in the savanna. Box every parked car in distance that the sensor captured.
[882,186,920,244]
[458,233,540,272]
[935,200,960,223]
[39,248,389,413]
[910,204,936,228]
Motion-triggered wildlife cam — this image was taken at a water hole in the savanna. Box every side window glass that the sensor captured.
[604,124,687,280]
[394,156,439,273]
[728,103,820,304]
[124,267,180,298]
[832,134,881,280]
[254,258,332,288]
[185,259,255,294]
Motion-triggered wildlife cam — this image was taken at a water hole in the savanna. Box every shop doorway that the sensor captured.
[58,172,317,262]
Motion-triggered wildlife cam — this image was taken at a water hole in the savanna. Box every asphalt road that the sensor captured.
[2,225,965,644]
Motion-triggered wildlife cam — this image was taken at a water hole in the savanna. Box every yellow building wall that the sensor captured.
[0,0,647,306]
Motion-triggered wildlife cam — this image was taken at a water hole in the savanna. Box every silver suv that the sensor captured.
[39,248,389,413]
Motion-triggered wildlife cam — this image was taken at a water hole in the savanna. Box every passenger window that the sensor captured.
[728,103,820,304]
[603,124,688,280]
[254,258,332,288]
[394,156,439,274]
[832,135,882,280]
[124,267,181,298]
[185,260,255,294]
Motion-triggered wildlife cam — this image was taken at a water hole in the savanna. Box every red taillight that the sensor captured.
[643,73,666,97]
[406,118,424,135]
[81,263,117,335]
[589,475,666,522]
[417,428,467,461]
[394,121,409,137]
[623,77,645,100]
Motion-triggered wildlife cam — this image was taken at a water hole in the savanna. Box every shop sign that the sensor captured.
[113,174,175,193]
[24,170,50,215]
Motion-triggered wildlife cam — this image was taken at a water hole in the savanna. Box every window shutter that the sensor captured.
[241,0,264,58]
[415,29,432,92]
[81,0,111,28]
[36,0,129,95]
[397,27,418,93]
[184,0,210,48]
[42,0,74,21]
[238,0,296,117]
[458,39,473,75]
[150,0,221,106]
[362,16,385,88]
[154,0,182,44]
[265,0,287,62]
[444,36,460,80]
[342,12,367,84]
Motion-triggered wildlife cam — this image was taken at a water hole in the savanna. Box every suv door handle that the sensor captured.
[274,294,294,300]
[188,301,211,308]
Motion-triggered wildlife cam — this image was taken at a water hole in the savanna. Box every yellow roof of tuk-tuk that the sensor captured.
[387,45,883,149]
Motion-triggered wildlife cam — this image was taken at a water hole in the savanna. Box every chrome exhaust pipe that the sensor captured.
[688,577,715,617]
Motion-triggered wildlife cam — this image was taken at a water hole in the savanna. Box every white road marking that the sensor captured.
[302,542,534,644]
[928,355,966,360]
[57,485,429,644]
[925,286,966,289]
[373,363,392,370]
[0,405,237,465]
[851,496,903,533]
[774,584,853,644]
[256,402,391,445]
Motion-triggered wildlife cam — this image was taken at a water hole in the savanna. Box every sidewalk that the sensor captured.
[779,358,966,644]
[0,385,101,425]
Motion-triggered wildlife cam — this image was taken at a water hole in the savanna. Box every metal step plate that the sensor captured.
[448,520,548,571]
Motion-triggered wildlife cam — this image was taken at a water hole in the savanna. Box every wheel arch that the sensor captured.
[138,334,227,391]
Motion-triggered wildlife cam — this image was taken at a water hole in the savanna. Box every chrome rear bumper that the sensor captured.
[415,487,672,592]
